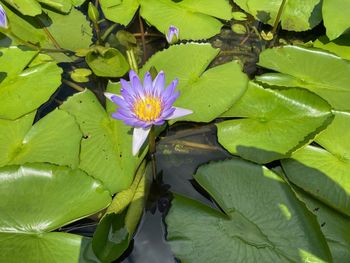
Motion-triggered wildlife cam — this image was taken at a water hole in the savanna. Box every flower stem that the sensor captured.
[148,126,157,180]
[126,49,138,74]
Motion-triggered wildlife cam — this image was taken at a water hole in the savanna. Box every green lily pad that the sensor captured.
[60,89,144,194]
[296,190,350,262]
[217,82,332,163]
[140,43,248,122]
[92,162,151,262]
[257,45,350,110]
[139,0,231,40]
[3,6,92,62]
[0,233,94,263]
[4,0,78,16]
[282,112,350,217]
[322,0,350,40]
[86,47,129,77]
[234,0,322,31]
[71,68,92,83]
[314,35,350,61]
[0,47,62,120]
[3,0,42,16]
[0,163,111,232]
[0,163,110,263]
[100,0,139,26]
[0,109,81,168]
[166,159,332,263]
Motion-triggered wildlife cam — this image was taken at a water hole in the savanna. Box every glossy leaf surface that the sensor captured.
[217,82,332,163]
[0,109,81,168]
[257,45,350,110]
[166,159,332,263]
[61,89,143,194]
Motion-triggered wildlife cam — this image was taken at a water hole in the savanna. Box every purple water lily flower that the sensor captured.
[166,25,179,44]
[0,4,7,29]
[105,70,192,156]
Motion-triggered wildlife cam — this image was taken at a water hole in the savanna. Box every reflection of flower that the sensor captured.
[166,25,179,44]
[0,4,7,29]
[105,70,192,156]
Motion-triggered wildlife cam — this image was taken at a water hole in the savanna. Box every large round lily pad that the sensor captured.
[166,159,331,263]
[140,0,231,40]
[257,45,350,111]
[0,163,111,232]
[217,82,332,163]
[61,89,144,194]
[0,109,81,168]
[282,112,350,217]
[0,47,62,119]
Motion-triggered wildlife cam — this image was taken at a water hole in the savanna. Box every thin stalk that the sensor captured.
[271,0,287,35]
[148,126,157,180]
[126,49,138,73]
[93,0,102,44]
[101,24,117,42]
[62,79,85,92]
[138,13,147,62]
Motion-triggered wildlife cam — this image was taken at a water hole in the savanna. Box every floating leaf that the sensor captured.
[140,0,231,40]
[70,68,92,83]
[314,35,350,65]
[217,82,332,163]
[86,47,129,77]
[0,163,111,232]
[166,159,332,263]
[231,23,247,34]
[0,233,94,263]
[0,109,81,168]
[233,0,322,31]
[282,112,350,216]
[3,6,92,62]
[0,47,62,120]
[100,0,139,26]
[60,89,144,194]
[257,45,350,110]
[0,163,110,263]
[322,0,350,40]
[140,43,248,123]
[297,190,350,262]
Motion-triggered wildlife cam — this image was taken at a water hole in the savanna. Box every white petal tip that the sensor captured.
[104,92,116,102]
[166,107,193,120]
[132,127,151,156]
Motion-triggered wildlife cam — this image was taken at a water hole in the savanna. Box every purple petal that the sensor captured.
[133,127,151,156]
[117,108,135,118]
[153,71,165,96]
[160,107,176,119]
[166,25,179,44]
[0,4,7,29]
[120,78,131,90]
[161,79,178,102]
[131,75,144,98]
[163,90,180,107]
[143,72,153,94]
[165,107,192,120]
[153,119,165,126]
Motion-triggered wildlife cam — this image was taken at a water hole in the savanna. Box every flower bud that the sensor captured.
[88,2,99,23]
[165,25,179,44]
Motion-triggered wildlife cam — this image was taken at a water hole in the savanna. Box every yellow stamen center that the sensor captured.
[133,96,162,121]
